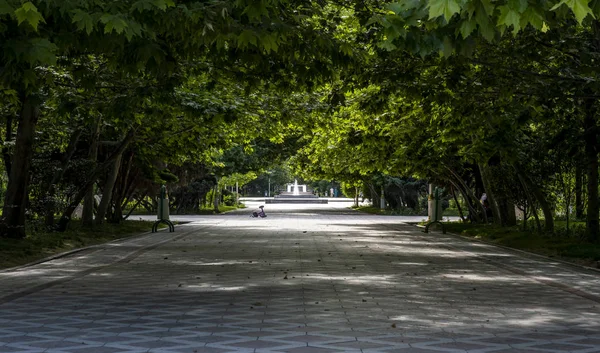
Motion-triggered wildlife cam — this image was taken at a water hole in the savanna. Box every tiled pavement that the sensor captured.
[2,206,600,353]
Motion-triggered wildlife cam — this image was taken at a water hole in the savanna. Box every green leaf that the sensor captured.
[475,8,495,41]
[125,20,143,41]
[551,0,594,23]
[591,0,600,15]
[131,0,174,12]
[498,5,521,32]
[459,17,477,38]
[22,69,37,88]
[261,33,279,53]
[508,0,528,13]
[0,0,14,15]
[101,14,128,35]
[71,9,94,34]
[388,2,404,13]
[442,36,453,57]
[428,0,462,20]
[15,2,45,31]
[131,0,154,12]
[152,0,169,10]
[340,42,354,56]
[479,0,494,15]
[572,0,595,22]
[520,6,544,29]
[388,0,422,13]
[238,30,257,48]
[25,38,58,65]
[378,38,398,51]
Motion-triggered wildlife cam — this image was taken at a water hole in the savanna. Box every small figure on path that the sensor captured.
[251,205,267,218]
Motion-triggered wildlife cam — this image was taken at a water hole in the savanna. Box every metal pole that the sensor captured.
[268,177,271,197]
[236,181,239,206]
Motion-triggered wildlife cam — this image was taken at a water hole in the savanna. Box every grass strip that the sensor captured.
[353,206,426,216]
[443,222,600,268]
[0,220,163,270]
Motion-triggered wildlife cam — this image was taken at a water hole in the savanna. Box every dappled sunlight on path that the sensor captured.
[1,207,600,352]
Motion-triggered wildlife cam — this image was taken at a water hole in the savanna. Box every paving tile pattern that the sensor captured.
[2,209,600,353]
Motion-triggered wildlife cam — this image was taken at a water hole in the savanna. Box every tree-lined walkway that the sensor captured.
[2,208,600,353]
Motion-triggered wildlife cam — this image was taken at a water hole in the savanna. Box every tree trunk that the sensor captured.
[43,129,82,227]
[584,21,600,241]
[575,165,584,219]
[478,163,502,224]
[445,166,487,223]
[517,169,554,233]
[584,106,599,241]
[56,128,136,232]
[367,182,380,208]
[96,153,123,225]
[449,180,477,221]
[110,152,134,223]
[0,95,40,239]
[213,179,220,213]
[451,186,465,222]
[3,113,13,177]
[82,116,102,227]
[502,199,517,226]
[516,171,542,232]
[522,204,528,231]
[123,190,149,221]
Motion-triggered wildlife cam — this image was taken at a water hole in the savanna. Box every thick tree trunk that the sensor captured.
[110,153,134,223]
[478,163,502,224]
[575,165,584,219]
[0,95,40,239]
[82,116,101,226]
[96,153,123,225]
[502,199,517,226]
[584,108,599,241]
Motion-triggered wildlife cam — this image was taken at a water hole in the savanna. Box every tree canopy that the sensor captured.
[1,0,600,243]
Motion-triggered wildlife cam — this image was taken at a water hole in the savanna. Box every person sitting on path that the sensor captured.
[252,205,267,218]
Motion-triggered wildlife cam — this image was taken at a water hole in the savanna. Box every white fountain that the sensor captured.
[268,179,326,204]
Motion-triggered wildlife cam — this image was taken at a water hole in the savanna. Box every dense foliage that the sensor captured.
[1,0,600,244]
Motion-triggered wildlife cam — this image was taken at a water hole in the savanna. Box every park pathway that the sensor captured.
[2,204,600,353]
